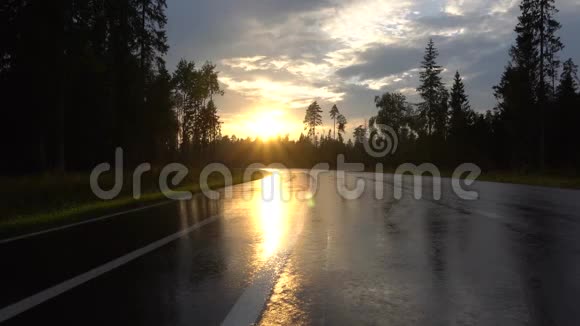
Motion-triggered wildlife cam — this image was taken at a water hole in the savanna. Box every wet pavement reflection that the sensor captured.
[1,170,580,325]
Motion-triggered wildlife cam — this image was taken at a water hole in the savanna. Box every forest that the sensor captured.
[1,0,579,175]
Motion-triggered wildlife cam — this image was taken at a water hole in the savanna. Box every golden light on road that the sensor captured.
[257,172,285,259]
[220,170,306,267]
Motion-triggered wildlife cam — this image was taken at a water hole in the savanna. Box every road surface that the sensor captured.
[1,170,580,325]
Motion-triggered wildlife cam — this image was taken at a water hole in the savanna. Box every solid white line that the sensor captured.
[221,222,303,326]
[0,215,220,323]
[0,200,174,245]
[221,261,284,326]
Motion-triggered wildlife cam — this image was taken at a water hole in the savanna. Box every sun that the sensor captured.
[249,110,285,141]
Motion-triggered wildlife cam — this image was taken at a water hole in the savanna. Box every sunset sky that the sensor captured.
[165,0,580,140]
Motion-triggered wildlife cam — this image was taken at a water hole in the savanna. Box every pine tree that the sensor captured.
[417,39,445,136]
[448,71,474,161]
[555,59,579,166]
[136,0,169,73]
[337,113,347,143]
[432,87,449,140]
[353,125,367,145]
[449,71,472,139]
[303,101,323,140]
[494,0,541,168]
[557,59,579,98]
[493,0,564,168]
[536,0,563,168]
[330,104,340,140]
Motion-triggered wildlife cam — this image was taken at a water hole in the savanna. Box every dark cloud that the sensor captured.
[416,13,479,29]
[166,0,580,124]
[166,0,333,66]
[336,45,422,79]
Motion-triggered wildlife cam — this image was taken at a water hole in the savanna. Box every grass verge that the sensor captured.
[0,169,268,238]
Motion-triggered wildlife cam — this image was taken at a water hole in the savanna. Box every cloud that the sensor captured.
[219,75,345,109]
[336,45,422,80]
[167,0,580,138]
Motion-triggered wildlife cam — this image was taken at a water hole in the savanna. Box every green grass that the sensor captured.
[2,167,577,239]
[0,169,267,237]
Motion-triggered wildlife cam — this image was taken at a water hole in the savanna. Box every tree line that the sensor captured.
[1,0,222,174]
[350,0,579,171]
[256,0,578,171]
[1,0,578,174]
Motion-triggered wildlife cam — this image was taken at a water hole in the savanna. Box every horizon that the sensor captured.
[166,0,580,140]
[2,1,580,324]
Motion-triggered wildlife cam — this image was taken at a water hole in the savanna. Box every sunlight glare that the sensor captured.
[258,173,285,259]
[248,110,285,141]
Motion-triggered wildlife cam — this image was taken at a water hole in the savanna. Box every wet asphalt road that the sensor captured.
[1,170,580,325]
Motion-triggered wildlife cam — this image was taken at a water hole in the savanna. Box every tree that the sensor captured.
[536,0,564,168]
[557,59,579,98]
[417,39,445,136]
[336,114,347,143]
[353,125,367,145]
[492,0,566,169]
[536,0,564,96]
[137,0,169,73]
[193,62,223,147]
[554,59,580,166]
[494,0,541,168]
[448,71,474,161]
[303,101,323,140]
[145,62,177,161]
[432,87,449,140]
[330,104,340,140]
[449,71,473,140]
[372,91,411,132]
[172,59,222,154]
[172,59,197,150]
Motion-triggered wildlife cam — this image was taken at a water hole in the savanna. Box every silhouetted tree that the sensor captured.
[337,114,347,143]
[536,0,564,168]
[372,92,412,132]
[448,71,474,159]
[172,59,222,159]
[553,59,580,166]
[494,0,541,169]
[145,62,177,162]
[329,104,340,140]
[353,125,367,145]
[417,39,445,136]
[303,101,323,140]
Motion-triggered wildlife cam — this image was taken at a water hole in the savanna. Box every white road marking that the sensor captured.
[0,215,220,323]
[221,260,285,326]
[0,200,176,245]
[221,214,304,326]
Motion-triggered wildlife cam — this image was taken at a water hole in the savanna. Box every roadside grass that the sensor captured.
[2,167,577,239]
[0,169,267,238]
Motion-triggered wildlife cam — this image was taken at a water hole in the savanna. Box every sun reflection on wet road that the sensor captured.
[3,170,580,325]
[257,172,286,260]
